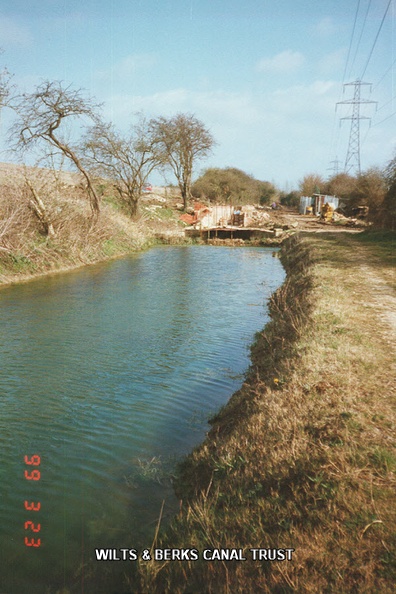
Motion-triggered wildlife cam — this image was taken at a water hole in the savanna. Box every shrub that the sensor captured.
[192,167,278,205]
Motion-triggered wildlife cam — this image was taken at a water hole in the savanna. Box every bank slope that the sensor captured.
[0,164,185,286]
[136,232,396,594]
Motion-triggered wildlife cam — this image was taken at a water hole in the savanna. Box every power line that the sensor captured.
[329,1,361,168]
[361,0,392,79]
[336,80,377,175]
[349,0,373,78]
[330,0,392,173]
[361,95,396,149]
[342,0,361,85]
[327,157,342,177]
[373,56,396,89]
[372,109,396,126]
[376,92,396,112]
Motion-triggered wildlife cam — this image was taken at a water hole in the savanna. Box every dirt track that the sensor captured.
[273,209,366,233]
[314,232,395,353]
[348,241,396,350]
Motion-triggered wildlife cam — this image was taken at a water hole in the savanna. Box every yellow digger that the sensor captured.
[321,202,334,222]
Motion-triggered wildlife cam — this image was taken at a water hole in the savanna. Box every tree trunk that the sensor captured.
[49,132,101,217]
[180,180,191,211]
[181,187,188,210]
[129,198,138,217]
[25,180,56,237]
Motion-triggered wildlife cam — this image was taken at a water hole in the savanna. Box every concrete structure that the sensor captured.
[185,226,279,240]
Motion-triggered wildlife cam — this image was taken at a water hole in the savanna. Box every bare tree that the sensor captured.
[151,113,215,209]
[9,80,102,216]
[24,176,55,238]
[82,116,163,216]
[0,48,11,107]
[383,152,396,229]
[326,172,356,199]
[347,167,386,215]
[22,157,66,238]
[299,173,325,197]
[0,68,11,109]
[384,152,396,191]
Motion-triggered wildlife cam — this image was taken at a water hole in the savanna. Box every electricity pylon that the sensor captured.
[327,157,342,177]
[336,80,377,176]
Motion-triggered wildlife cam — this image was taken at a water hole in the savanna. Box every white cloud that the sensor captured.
[0,15,32,46]
[314,17,337,37]
[318,48,346,74]
[104,88,188,120]
[193,91,260,125]
[256,50,305,73]
[268,80,337,120]
[95,53,157,82]
[310,80,336,95]
[105,88,260,125]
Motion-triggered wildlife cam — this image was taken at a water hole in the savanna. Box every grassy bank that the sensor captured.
[135,231,395,594]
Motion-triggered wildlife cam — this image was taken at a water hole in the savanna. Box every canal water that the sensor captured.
[0,245,285,593]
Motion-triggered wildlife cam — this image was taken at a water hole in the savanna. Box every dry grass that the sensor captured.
[135,232,396,593]
[0,165,154,285]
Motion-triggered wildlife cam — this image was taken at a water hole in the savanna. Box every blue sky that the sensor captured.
[1,0,395,189]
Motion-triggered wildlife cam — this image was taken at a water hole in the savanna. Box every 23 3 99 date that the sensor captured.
[24,454,41,548]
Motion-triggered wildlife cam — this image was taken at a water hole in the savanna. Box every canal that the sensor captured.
[0,245,285,593]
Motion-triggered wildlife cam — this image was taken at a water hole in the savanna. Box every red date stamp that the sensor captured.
[24,454,41,548]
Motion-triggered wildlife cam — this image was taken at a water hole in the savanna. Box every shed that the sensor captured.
[300,194,339,215]
[312,194,339,216]
[299,196,313,214]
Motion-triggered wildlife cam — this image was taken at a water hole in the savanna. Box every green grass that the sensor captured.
[156,207,177,220]
[8,253,36,272]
